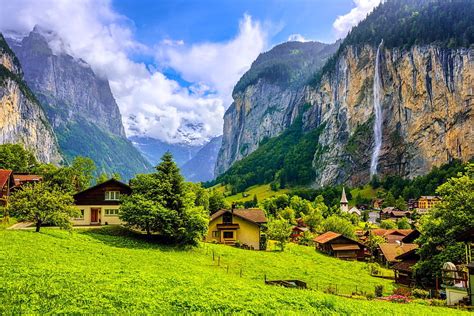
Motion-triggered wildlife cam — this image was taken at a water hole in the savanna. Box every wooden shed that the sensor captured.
[313,231,366,261]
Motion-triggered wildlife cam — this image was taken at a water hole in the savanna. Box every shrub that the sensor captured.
[366,293,375,300]
[235,240,241,248]
[384,295,410,304]
[412,288,429,299]
[393,287,412,297]
[430,299,447,306]
[367,262,381,275]
[374,285,384,297]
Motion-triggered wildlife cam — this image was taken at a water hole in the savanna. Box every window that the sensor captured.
[105,191,121,201]
[73,209,85,220]
[223,212,232,224]
[212,231,220,238]
[104,209,120,216]
[223,231,234,239]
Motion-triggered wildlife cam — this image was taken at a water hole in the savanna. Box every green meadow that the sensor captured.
[0,227,467,314]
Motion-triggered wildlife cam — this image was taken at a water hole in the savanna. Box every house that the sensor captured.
[313,231,366,261]
[417,196,441,209]
[407,199,418,210]
[392,248,420,286]
[207,208,267,250]
[367,229,414,243]
[12,174,42,191]
[377,242,418,266]
[0,169,14,206]
[348,206,361,216]
[291,226,309,242]
[401,229,421,243]
[373,198,384,210]
[72,179,131,226]
[340,187,349,213]
[380,207,411,220]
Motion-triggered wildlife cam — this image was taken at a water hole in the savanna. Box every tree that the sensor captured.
[397,217,411,229]
[302,195,326,232]
[395,196,408,210]
[121,153,209,245]
[362,210,370,222]
[8,182,78,232]
[41,157,96,193]
[382,192,396,207]
[0,144,39,172]
[367,233,386,254]
[267,217,292,251]
[380,219,397,229]
[95,173,109,184]
[322,215,355,238]
[208,189,229,214]
[187,183,209,211]
[415,164,474,285]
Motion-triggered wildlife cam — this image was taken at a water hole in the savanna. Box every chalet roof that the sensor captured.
[331,244,361,251]
[349,207,361,216]
[340,187,348,204]
[401,230,421,243]
[73,178,131,198]
[419,196,441,200]
[0,169,13,189]
[313,231,341,244]
[394,247,419,261]
[210,208,267,225]
[378,243,418,263]
[392,260,416,272]
[13,174,42,186]
[292,226,309,232]
[370,229,413,237]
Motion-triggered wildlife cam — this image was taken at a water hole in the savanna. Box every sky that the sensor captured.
[0,0,381,145]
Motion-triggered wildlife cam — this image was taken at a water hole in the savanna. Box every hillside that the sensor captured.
[215,0,474,191]
[7,27,151,179]
[0,227,465,314]
[0,34,62,164]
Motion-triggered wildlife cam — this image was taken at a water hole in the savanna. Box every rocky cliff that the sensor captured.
[7,27,151,179]
[0,34,62,164]
[304,44,473,186]
[215,41,339,175]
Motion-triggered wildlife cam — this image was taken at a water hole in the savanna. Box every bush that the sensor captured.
[374,285,384,297]
[366,293,375,300]
[393,287,412,297]
[430,299,447,306]
[367,263,381,276]
[412,288,429,299]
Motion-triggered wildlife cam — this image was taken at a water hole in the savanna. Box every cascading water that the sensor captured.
[370,39,384,176]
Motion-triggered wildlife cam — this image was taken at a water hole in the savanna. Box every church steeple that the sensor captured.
[340,187,349,213]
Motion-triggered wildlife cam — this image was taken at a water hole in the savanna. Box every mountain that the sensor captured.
[129,136,203,167]
[181,136,222,182]
[214,0,474,191]
[0,34,62,164]
[7,27,151,179]
[215,40,340,175]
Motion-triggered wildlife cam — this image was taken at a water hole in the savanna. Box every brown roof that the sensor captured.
[395,248,419,261]
[210,208,267,225]
[331,244,361,251]
[392,260,417,272]
[0,169,13,189]
[313,231,342,244]
[293,226,309,232]
[370,229,413,237]
[13,174,42,186]
[378,243,418,263]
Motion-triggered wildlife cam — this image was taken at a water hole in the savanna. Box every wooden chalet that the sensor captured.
[291,225,309,241]
[12,174,42,192]
[393,248,420,286]
[313,231,366,261]
[401,229,421,243]
[366,229,414,243]
[207,208,267,250]
[0,169,14,206]
[380,207,411,220]
[73,179,131,225]
[377,242,418,266]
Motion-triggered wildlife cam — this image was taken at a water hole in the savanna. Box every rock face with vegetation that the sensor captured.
[215,0,474,189]
[7,27,151,179]
[215,41,339,175]
[0,34,62,164]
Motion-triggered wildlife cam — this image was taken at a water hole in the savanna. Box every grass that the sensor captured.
[0,217,17,230]
[0,227,467,314]
[224,184,289,203]
[350,184,381,206]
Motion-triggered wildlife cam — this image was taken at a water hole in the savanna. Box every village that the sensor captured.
[1,161,473,310]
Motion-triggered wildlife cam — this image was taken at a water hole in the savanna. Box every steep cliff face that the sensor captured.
[215,41,339,175]
[0,34,62,164]
[305,44,473,186]
[7,28,151,179]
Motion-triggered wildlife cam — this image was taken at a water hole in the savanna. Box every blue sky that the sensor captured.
[0,0,380,143]
[112,0,353,46]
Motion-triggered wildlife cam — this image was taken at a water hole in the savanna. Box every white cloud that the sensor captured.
[157,14,266,106]
[0,0,267,144]
[287,34,310,42]
[333,0,381,38]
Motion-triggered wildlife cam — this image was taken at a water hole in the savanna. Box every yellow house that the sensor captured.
[207,208,267,250]
[417,195,441,209]
[72,179,131,226]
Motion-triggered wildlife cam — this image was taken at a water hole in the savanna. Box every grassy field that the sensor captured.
[350,185,381,206]
[0,227,467,314]
[221,184,289,203]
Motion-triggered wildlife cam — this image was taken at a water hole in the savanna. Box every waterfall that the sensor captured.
[370,40,384,176]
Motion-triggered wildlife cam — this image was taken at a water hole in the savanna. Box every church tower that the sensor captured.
[340,187,349,213]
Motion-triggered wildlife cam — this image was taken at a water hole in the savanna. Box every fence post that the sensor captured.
[335,284,338,294]
[212,250,215,261]
[264,274,266,283]
[355,285,358,294]
[227,265,229,273]
[218,256,221,266]
[240,268,242,277]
